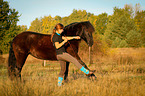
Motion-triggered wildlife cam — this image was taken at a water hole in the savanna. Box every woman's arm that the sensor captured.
[62,36,80,40]
[55,36,80,49]
[55,38,68,49]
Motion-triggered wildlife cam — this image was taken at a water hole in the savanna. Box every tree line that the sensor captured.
[0,0,145,54]
[28,3,145,48]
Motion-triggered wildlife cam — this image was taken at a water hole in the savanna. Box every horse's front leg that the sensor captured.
[64,62,70,82]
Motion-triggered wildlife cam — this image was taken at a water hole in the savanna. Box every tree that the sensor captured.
[41,15,54,34]
[67,9,94,24]
[104,5,136,47]
[28,18,42,32]
[126,30,141,47]
[18,25,27,32]
[0,0,20,53]
[93,13,108,35]
[134,10,145,46]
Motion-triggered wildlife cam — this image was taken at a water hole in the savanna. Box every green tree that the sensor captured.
[126,30,141,47]
[28,18,42,32]
[18,25,27,32]
[104,5,136,47]
[0,0,20,53]
[67,9,94,24]
[93,13,108,35]
[134,10,145,46]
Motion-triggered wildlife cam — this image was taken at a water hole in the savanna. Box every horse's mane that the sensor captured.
[64,21,95,36]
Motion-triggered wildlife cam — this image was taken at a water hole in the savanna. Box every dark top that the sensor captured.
[52,33,66,55]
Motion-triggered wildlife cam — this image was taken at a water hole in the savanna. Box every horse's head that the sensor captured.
[78,21,94,46]
[64,21,95,47]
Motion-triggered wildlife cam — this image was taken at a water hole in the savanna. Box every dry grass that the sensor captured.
[0,48,145,96]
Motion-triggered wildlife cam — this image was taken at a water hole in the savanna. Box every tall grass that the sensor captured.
[0,48,145,96]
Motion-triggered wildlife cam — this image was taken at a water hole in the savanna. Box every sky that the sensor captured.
[4,0,145,28]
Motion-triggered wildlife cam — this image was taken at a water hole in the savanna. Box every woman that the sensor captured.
[51,23,94,86]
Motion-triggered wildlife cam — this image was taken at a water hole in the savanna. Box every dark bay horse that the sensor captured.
[8,21,96,80]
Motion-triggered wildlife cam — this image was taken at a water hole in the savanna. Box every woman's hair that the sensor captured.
[51,23,64,42]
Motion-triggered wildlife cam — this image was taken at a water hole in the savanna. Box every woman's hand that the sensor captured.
[63,37,68,42]
[74,36,81,39]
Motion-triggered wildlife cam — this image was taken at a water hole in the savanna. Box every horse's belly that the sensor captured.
[30,48,57,60]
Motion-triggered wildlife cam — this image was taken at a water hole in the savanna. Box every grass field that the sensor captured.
[0,48,145,96]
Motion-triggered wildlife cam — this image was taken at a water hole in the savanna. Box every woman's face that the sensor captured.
[58,28,64,34]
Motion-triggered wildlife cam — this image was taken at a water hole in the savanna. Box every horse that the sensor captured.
[8,21,96,80]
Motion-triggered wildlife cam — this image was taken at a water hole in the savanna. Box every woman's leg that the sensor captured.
[57,53,94,86]
[57,53,82,68]
[59,61,66,77]
[58,61,66,86]
[57,53,91,74]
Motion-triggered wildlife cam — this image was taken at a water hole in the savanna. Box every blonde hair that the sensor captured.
[51,23,64,42]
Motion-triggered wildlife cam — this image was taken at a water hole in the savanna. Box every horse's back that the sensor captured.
[12,31,57,60]
[13,31,51,49]
[14,31,51,40]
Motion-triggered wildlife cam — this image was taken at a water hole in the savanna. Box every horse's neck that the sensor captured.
[64,31,77,36]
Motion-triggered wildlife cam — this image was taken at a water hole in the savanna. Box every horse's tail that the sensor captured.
[8,41,16,79]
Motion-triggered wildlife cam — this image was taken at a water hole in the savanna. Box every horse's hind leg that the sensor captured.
[15,52,28,79]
